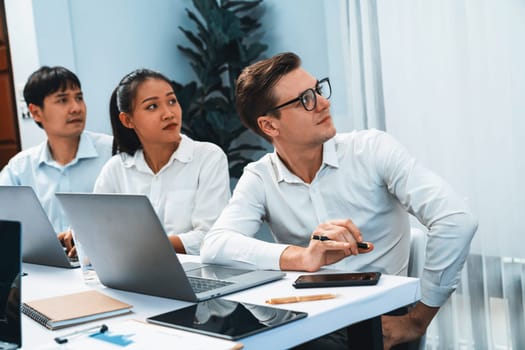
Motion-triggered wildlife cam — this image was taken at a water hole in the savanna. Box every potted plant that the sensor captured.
[172,0,269,178]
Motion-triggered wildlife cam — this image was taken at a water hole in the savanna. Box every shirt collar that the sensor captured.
[122,134,193,172]
[76,131,100,160]
[270,136,340,183]
[172,134,193,163]
[37,131,99,167]
[322,137,339,169]
[37,140,53,166]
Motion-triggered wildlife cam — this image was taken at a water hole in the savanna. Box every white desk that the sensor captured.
[21,258,420,349]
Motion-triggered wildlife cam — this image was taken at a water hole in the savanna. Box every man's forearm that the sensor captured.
[408,301,439,333]
[279,245,311,271]
[381,301,440,348]
[279,240,354,272]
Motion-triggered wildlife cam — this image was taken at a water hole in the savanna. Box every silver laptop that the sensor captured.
[0,186,79,268]
[56,193,285,301]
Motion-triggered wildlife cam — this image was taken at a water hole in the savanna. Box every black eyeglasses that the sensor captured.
[266,77,331,114]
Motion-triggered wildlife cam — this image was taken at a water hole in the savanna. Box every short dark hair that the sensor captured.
[235,52,301,142]
[109,68,173,155]
[23,66,82,128]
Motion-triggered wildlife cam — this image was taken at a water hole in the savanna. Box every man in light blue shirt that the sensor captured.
[0,66,112,248]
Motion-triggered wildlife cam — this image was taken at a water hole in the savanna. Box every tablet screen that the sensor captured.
[147,298,307,340]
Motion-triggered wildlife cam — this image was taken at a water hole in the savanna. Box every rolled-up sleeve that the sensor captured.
[377,132,478,306]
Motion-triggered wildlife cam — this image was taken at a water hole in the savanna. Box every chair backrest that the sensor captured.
[408,227,427,278]
[407,227,428,350]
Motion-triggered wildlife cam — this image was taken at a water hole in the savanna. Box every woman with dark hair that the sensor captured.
[94,69,230,254]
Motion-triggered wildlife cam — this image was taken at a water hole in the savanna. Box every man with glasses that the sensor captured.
[202,52,477,349]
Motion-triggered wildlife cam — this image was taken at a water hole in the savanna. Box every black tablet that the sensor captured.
[147,298,307,340]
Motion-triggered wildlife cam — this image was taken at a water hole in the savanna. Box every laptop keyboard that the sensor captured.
[188,276,234,293]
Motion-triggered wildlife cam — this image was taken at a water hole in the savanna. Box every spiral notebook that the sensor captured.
[22,290,132,330]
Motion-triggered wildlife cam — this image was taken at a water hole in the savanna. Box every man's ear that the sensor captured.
[27,103,42,122]
[118,112,134,129]
[257,116,279,138]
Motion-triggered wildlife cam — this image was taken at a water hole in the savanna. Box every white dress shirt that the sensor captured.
[94,135,231,255]
[202,129,478,307]
[0,131,113,233]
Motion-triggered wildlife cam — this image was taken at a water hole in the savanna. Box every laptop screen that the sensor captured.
[0,220,21,348]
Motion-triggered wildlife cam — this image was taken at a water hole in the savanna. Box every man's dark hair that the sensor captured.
[235,52,301,142]
[22,66,82,128]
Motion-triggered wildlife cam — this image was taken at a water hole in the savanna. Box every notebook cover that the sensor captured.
[22,290,132,330]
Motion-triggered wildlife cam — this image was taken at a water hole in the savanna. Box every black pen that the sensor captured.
[311,235,369,249]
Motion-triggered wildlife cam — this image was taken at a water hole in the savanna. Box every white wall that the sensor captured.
[5,0,354,150]
[33,0,195,136]
[6,0,199,144]
[261,0,353,132]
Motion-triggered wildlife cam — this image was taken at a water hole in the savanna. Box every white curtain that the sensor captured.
[338,0,525,348]
[327,0,386,131]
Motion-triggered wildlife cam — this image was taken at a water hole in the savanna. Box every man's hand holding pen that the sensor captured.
[279,219,373,272]
[312,235,370,249]
[311,219,373,255]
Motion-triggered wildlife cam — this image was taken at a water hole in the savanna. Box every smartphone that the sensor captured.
[293,272,381,288]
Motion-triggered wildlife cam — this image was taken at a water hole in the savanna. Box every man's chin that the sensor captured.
[325,125,337,139]
[65,125,85,138]
[318,128,337,145]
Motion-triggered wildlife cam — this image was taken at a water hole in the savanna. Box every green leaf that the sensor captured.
[179,27,205,54]
[186,9,208,38]
[228,144,266,153]
[224,0,263,14]
[177,46,204,68]
[174,0,267,178]
[228,162,246,179]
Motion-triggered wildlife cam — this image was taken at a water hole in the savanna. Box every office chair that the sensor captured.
[407,227,427,350]
[408,227,426,279]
